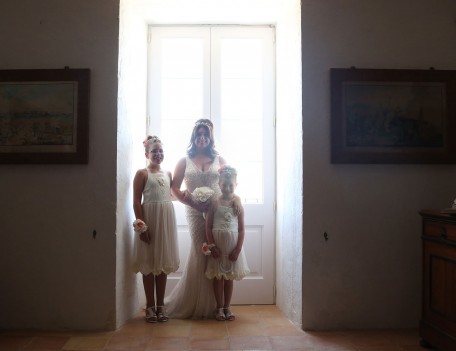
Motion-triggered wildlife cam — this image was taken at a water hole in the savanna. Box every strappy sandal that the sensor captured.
[145,306,157,323]
[224,307,235,321]
[215,308,226,321]
[156,306,169,322]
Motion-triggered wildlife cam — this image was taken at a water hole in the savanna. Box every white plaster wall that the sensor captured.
[0,1,119,330]
[301,0,456,329]
[116,1,149,328]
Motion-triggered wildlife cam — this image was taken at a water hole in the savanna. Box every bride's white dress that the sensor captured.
[164,156,221,319]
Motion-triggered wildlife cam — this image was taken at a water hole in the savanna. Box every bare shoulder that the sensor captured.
[135,168,147,178]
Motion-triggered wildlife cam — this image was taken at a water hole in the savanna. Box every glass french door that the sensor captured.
[147,25,275,303]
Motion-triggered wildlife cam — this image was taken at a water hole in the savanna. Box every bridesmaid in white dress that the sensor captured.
[132,136,179,323]
[165,119,240,319]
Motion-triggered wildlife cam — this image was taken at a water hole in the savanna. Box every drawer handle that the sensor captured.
[440,227,448,239]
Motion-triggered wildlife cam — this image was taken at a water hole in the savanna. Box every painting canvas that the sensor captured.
[330,68,456,163]
[0,69,90,164]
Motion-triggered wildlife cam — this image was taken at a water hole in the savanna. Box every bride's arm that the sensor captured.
[171,157,205,211]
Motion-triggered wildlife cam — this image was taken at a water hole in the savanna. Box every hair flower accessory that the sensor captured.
[133,219,148,233]
[192,187,215,203]
[202,242,216,256]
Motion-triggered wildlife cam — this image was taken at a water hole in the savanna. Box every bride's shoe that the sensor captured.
[156,306,169,322]
[224,307,235,321]
[215,308,226,321]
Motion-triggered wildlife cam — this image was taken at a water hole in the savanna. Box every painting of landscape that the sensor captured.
[0,81,78,153]
[342,82,445,148]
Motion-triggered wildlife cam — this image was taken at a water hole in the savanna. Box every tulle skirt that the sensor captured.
[205,229,250,280]
[132,201,179,275]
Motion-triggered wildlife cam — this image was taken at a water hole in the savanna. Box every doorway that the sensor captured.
[147,25,276,304]
[118,0,302,327]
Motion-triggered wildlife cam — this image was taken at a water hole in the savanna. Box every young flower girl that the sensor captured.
[204,165,250,321]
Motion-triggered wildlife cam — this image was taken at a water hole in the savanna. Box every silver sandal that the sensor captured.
[215,308,226,321]
[224,307,235,321]
[156,305,169,322]
[145,306,157,323]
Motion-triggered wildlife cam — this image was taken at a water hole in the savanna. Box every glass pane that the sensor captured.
[222,79,262,118]
[220,119,262,160]
[219,38,264,203]
[160,119,194,176]
[162,39,203,78]
[162,78,203,117]
[235,161,263,203]
[158,37,205,175]
[221,39,262,78]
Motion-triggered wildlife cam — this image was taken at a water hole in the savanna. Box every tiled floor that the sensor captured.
[0,305,427,350]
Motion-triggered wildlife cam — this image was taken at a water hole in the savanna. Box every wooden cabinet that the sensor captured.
[420,210,456,351]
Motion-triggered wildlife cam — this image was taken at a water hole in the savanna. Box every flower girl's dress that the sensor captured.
[205,203,250,280]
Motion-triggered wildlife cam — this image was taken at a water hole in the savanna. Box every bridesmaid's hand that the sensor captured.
[139,230,150,244]
[211,246,221,259]
[229,248,240,262]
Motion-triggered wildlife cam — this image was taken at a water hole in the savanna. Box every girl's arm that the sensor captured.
[229,205,245,261]
[133,169,150,244]
[205,201,221,258]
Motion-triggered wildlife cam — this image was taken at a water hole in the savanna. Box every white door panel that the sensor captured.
[149,26,275,304]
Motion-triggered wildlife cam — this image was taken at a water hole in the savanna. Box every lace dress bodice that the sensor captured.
[184,156,222,195]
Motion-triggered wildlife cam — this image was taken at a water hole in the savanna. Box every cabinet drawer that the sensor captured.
[424,220,456,242]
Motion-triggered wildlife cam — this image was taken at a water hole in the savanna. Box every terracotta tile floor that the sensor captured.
[0,305,427,350]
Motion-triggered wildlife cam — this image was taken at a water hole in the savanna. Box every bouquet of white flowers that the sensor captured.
[192,186,215,203]
[133,219,148,233]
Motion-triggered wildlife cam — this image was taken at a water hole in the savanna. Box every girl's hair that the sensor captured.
[143,135,162,152]
[186,119,219,159]
[218,164,237,181]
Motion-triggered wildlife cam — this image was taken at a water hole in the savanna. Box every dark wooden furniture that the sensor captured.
[419,210,456,350]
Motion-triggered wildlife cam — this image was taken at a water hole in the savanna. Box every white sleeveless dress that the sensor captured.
[164,156,221,319]
[205,204,250,280]
[132,169,179,276]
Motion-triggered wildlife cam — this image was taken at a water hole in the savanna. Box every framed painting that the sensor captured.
[0,68,90,164]
[330,68,456,163]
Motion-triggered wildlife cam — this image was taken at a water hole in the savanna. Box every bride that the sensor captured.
[165,119,239,319]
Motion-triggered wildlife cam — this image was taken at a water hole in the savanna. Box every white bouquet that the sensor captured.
[133,219,148,233]
[192,186,215,203]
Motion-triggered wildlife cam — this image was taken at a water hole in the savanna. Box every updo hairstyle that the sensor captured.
[218,165,237,182]
[143,135,162,153]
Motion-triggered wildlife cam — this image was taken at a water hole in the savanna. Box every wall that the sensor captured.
[0,1,119,330]
[301,0,456,329]
[3,0,454,332]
